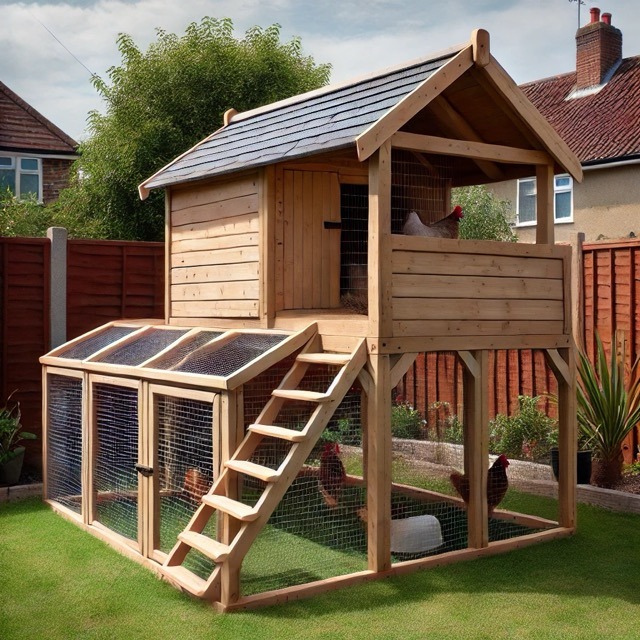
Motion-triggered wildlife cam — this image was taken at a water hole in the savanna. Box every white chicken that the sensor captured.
[403,206,464,239]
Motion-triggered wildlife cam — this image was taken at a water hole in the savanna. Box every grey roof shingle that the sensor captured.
[141,48,461,193]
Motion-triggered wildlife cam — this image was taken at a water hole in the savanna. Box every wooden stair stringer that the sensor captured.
[160,337,368,601]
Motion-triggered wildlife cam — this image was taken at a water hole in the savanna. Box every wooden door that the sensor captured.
[280,170,341,310]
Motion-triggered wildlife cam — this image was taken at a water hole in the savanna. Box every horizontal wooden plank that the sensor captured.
[391,234,571,260]
[172,193,259,228]
[171,212,259,241]
[172,232,258,255]
[392,274,564,300]
[171,262,259,285]
[170,174,258,212]
[392,319,565,337]
[171,300,259,318]
[171,246,259,269]
[171,280,259,302]
[392,250,563,279]
[376,334,572,353]
[392,297,564,322]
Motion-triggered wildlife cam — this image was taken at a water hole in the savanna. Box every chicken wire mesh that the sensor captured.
[240,363,366,597]
[171,333,287,377]
[155,393,217,579]
[57,325,139,361]
[97,328,190,366]
[46,374,83,513]
[148,330,223,370]
[93,383,139,543]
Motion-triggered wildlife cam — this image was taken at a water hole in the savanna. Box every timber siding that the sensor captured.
[169,173,261,320]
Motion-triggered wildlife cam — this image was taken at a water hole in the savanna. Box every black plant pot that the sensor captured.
[0,446,25,486]
[550,448,592,485]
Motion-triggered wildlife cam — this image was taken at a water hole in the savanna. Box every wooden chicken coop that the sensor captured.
[41,29,581,611]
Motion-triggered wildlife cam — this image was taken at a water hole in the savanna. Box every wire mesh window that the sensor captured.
[57,326,139,361]
[93,383,139,543]
[171,333,286,377]
[391,149,454,227]
[149,331,223,370]
[98,329,190,366]
[46,374,83,514]
[155,393,216,579]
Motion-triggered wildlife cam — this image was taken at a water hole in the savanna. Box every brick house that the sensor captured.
[492,8,640,242]
[0,80,78,204]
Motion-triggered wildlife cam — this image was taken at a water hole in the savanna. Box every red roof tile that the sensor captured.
[0,80,77,154]
[521,56,640,165]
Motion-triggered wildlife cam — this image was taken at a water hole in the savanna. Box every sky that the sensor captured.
[2,0,640,143]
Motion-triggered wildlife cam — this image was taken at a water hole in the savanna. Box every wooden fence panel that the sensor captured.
[0,238,50,466]
[67,240,164,341]
[0,236,164,472]
[582,239,640,462]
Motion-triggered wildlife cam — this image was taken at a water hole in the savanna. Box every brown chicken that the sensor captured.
[403,205,464,239]
[183,468,210,504]
[450,454,510,515]
[319,442,346,509]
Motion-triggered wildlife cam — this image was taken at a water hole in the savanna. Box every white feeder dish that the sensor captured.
[390,514,443,554]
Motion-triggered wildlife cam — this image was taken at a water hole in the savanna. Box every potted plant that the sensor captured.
[576,331,640,488]
[0,391,36,486]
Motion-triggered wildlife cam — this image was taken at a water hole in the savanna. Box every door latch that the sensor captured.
[135,463,153,477]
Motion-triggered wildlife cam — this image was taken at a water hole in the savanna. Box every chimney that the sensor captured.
[576,7,622,89]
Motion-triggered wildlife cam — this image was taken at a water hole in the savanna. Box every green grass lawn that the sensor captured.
[1,495,640,640]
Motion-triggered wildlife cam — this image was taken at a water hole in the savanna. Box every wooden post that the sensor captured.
[536,163,555,245]
[459,350,489,548]
[47,226,67,349]
[260,166,276,327]
[367,353,391,572]
[545,347,577,529]
[220,389,242,606]
[572,233,585,350]
[368,140,392,338]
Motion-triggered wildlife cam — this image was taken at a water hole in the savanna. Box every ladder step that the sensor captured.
[201,494,259,521]
[248,423,307,442]
[271,389,329,402]
[296,352,351,366]
[225,459,281,482]
[161,565,208,596]
[178,531,230,562]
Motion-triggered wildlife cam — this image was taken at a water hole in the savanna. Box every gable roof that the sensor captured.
[140,47,462,196]
[0,80,78,155]
[140,30,582,199]
[520,55,640,166]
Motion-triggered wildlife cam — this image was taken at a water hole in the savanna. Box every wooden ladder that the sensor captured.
[160,337,367,601]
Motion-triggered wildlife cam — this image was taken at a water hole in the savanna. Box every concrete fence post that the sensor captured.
[47,226,67,349]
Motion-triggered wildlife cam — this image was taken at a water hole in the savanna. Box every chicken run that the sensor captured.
[41,29,581,611]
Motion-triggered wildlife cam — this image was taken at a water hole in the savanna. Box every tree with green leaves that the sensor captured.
[57,18,331,241]
[454,184,518,242]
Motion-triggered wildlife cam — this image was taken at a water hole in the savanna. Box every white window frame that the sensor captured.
[0,154,43,202]
[516,174,574,227]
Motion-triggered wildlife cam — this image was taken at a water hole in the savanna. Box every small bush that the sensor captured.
[489,395,557,461]
[391,403,424,439]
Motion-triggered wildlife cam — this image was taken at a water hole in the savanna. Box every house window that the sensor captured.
[516,174,573,226]
[0,155,42,201]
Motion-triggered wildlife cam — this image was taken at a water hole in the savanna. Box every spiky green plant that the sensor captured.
[576,332,640,486]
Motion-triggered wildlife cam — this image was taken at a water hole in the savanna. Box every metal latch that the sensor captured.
[135,463,153,477]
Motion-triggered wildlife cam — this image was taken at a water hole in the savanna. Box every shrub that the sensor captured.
[489,395,557,461]
[391,403,424,439]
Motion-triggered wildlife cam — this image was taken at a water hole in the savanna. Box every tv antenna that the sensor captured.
[568,0,586,29]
